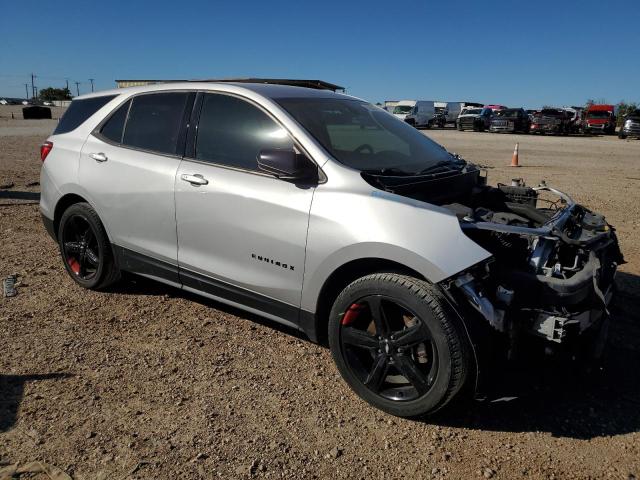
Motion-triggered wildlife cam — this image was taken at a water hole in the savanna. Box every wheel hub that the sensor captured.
[340,295,437,402]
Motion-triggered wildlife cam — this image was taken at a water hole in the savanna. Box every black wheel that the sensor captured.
[328,273,470,418]
[457,123,463,131]
[619,132,627,139]
[58,202,120,289]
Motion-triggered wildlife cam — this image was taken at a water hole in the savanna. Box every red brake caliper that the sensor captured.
[341,303,365,326]
[68,258,81,275]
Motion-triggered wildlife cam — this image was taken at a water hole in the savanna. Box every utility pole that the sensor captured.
[65,78,69,90]
[30,73,36,100]
[89,78,94,92]
[74,81,80,96]
[24,83,29,100]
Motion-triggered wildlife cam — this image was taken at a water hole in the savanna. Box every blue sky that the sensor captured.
[1,0,638,108]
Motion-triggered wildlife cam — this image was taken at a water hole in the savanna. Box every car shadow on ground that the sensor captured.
[110,274,307,340]
[0,191,40,201]
[432,271,640,440]
[0,373,73,432]
[112,271,640,440]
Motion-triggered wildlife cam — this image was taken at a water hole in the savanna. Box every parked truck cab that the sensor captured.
[404,101,441,129]
[584,104,617,135]
[619,109,640,139]
[392,100,417,121]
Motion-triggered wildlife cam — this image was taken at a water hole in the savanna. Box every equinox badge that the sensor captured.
[251,253,295,271]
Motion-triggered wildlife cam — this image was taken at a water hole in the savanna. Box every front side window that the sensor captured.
[122,92,189,155]
[195,93,293,170]
[277,97,454,174]
[99,100,130,143]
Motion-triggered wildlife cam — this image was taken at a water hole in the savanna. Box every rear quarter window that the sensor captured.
[53,95,117,134]
[99,100,131,144]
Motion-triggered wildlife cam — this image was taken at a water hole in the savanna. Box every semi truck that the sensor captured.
[584,104,617,135]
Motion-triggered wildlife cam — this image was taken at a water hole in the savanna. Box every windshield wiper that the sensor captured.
[417,159,465,175]
[361,167,412,176]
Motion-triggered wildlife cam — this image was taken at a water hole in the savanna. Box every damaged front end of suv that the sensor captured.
[363,162,624,363]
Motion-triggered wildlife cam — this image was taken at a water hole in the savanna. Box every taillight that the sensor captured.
[40,141,53,162]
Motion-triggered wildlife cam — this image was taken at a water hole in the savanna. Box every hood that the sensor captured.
[587,118,609,124]
[459,113,481,118]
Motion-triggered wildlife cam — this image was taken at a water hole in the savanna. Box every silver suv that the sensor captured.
[40,82,622,417]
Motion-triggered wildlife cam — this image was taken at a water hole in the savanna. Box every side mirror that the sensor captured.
[257,149,317,182]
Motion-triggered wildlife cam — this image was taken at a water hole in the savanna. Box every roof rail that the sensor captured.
[115,78,345,92]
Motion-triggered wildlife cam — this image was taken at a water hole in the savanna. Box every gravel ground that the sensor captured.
[1,111,639,480]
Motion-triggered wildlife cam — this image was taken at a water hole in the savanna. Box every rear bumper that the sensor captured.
[41,213,56,241]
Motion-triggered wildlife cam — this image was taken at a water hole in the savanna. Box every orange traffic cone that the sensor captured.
[510,143,520,167]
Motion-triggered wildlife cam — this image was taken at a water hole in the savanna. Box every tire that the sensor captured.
[457,123,463,131]
[328,273,470,418]
[58,202,120,290]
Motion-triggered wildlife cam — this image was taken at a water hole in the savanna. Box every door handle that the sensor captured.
[181,173,209,186]
[90,152,108,163]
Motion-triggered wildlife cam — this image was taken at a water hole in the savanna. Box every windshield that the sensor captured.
[494,109,520,117]
[277,97,454,174]
[540,109,563,116]
[392,105,413,114]
[587,110,611,119]
[462,109,482,115]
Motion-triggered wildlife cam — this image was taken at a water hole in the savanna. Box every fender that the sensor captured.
[300,182,491,313]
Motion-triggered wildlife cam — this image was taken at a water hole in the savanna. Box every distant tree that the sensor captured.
[39,87,72,102]
[584,98,608,109]
[616,101,639,126]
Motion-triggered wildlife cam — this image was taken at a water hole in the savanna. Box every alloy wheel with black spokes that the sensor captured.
[57,202,120,289]
[328,273,470,418]
[340,295,438,402]
[61,214,101,281]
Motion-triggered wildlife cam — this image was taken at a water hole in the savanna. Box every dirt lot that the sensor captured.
[1,108,639,479]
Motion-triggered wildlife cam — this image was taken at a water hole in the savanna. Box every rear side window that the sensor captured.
[195,93,293,170]
[53,95,117,134]
[122,92,189,155]
[99,100,130,143]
